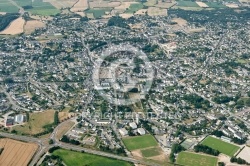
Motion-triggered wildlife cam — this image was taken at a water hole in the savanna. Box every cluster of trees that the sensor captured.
[183,94,210,109]
[232,137,247,145]
[230,157,249,165]
[140,120,153,134]
[48,146,60,153]
[169,144,185,163]
[194,144,220,156]
[107,16,130,29]
[61,135,80,145]
[213,95,234,104]
[178,120,208,135]
[99,145,126,156]
[168,8,250,25]
[142,44,159,53]
[0,13,19,31]
[54,111,59,125]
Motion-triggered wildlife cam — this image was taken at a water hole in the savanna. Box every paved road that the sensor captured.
[0,124,161,166]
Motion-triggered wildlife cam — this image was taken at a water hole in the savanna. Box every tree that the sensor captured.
[49,139,54,144]
[54,111,59,125]
[218,162,225,166]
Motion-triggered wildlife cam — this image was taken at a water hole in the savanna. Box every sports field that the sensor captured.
[52,149,132,166]
[177,151,218,166]
[201,136,240,157]
[122,134,158,151]
[141,147,161,157]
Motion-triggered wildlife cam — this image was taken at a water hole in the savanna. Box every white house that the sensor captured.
[129,122,137,129]
[119,128,128,136]
[137,128,146,135]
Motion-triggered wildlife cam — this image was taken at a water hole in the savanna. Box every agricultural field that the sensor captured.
[144,0,158,6]
[24,20,45,34]
[196,1,209,8]
[125,3,144,13]
[147,7,167,16]
[176,151,218,166]
[0,17,25,35]
[46,0,78,9]
[205,2,226,8]
[52,149,132,166]
[201,136,240,157]
[70,0,88,12]
[176,0,200,7]
[13,109,55,135]
[89,1,120,8]
[0,0,19,13]
[0,138,38,166]
[122,134,158,151]
[14,0,60,15]
[85,8,111,18]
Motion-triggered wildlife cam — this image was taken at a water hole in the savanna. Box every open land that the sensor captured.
[236,146,250,163]
[176,151,218,166]
[13,109,55,135]
[52,148,132,166]
[70,0,88,12]
[0,138,38,166]
[55,121,75,140]
[201,136,240,157]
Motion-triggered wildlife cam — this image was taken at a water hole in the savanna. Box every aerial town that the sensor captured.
[0,0,250,166]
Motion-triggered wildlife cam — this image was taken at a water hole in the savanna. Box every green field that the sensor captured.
[177,151,218,166]
[125,3,144,13]
[85,8,111,18]
[176,0,200,7]
[122,135,158,151]
[202,136,240,157]
[52,149,132,166]
[141,147,161,157]
[13,0,60,16]
[0,0,19,13]
[205,2,226,8]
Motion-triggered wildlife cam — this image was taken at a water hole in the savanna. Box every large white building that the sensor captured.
[137,128,146,135]
[119,128,128,136]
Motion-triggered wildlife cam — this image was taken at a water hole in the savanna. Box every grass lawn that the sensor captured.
[125,3,144,13]
[202,136,240,157]
[141,147,161,157]
[123,134,158,151]
[13,109,55,135]
[177,151,218,166]
[52,149,132,166]
[0,0,19,13]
